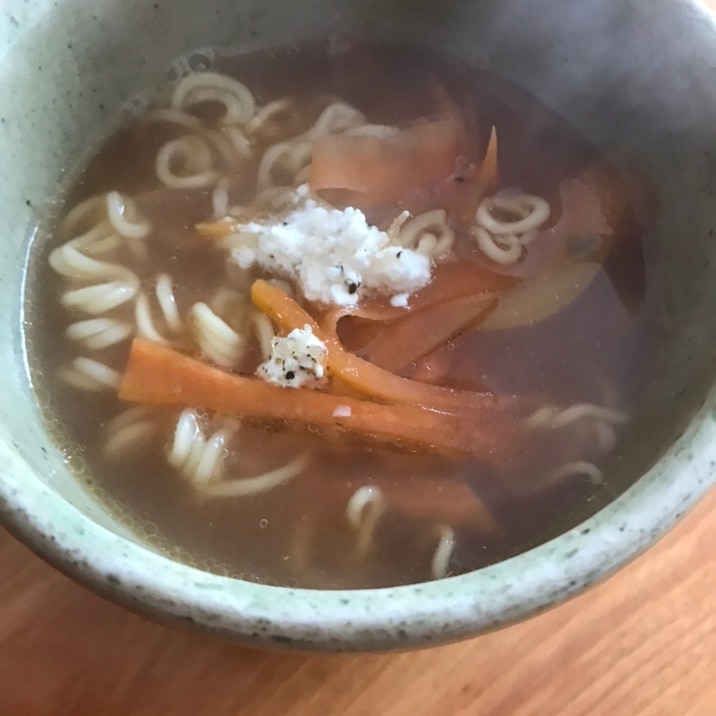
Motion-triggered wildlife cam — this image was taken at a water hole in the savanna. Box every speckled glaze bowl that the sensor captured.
[1,0,715,652]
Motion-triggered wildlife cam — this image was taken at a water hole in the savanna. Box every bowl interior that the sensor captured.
[0,0,715,650]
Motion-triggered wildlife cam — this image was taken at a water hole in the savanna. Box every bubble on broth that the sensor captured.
[169,47,219,80]
[187,53,212,73]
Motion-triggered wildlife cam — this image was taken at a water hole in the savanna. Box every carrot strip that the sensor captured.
[251,279,496,412]
[118,338,502,459]
[478,125,499,190]
[406,349,453,386]
[321,261,518,335]
[309,116,463,209]
[385,477,501,532]
[331,311,389,352]
[361,293,496,372]
[299,469,501,534]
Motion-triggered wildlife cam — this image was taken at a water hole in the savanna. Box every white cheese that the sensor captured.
[229,186,431,306]
[257,324,328,389]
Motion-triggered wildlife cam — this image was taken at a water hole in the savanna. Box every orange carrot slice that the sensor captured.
[478,125,499,190]
[118,338,504,459]
[309,116,463,208]
[251,279,497,413]
[386,476,501,532]
[321,261,517,335]
[361,293,496,372]
[405,349,454,386]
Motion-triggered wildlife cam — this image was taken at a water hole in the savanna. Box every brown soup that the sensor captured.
[24,40,660,588]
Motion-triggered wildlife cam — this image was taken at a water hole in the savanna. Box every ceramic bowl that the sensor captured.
[1,0,715,651]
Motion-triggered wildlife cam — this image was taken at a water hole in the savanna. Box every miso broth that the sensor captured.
[24,41,660,589]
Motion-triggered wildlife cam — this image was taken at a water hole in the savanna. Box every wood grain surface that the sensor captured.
[0,486,713,716]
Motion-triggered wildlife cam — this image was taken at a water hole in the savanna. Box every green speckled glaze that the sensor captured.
[1,0,715,652]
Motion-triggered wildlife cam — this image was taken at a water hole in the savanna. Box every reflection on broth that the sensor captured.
[25,41,660,589]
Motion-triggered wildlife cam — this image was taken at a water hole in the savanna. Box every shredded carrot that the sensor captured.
[385,476,501,532]
[118,338,504,459]
[425,76,474,155]
[320,304,401,344]
[322,261,517,336]
[413,259,516,306]
[330,311,389,352]
[478,125,499,190]
[430,126,498,225]
[361,293,496,373]
[405,349,454,386]
[309,115,463,209]
[251,279,497,412]
[301,469,501,533]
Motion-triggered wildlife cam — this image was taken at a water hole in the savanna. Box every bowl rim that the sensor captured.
[0,394,713,651]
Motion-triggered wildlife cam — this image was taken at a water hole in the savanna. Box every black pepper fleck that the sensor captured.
[285,370,295,380]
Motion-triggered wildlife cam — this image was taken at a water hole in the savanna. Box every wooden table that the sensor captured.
[0,486,714,715]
